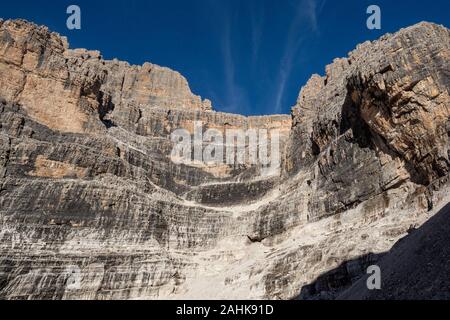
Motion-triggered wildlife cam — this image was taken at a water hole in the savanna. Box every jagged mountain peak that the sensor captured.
[0,19,449,299]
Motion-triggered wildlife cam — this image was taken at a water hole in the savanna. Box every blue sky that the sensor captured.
[1,0,449,115]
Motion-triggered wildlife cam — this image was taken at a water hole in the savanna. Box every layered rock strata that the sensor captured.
[0,19,449,300]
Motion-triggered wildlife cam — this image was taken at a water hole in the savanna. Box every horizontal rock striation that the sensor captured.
[0,19,449,300]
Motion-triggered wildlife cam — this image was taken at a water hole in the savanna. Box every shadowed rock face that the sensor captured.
[0,19,449,300]
[337,203,450,300]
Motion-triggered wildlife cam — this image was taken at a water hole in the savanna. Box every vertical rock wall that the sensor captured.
[0,19,449,300]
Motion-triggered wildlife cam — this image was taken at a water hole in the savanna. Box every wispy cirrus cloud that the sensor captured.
[205,0,250,113]
[273,0,326,113]
[303,0,322,32]
[204,0,325,115]
[250,3,265,66]
[222,15,236,106]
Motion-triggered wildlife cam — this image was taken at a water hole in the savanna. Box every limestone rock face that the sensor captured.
[0,19,212,134]
[0,19,449,300]
[288,22,450,221]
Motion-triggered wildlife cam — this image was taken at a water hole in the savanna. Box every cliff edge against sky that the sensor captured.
[0,19,449,299]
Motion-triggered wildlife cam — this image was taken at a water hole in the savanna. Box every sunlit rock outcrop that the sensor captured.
[0,19,449,300]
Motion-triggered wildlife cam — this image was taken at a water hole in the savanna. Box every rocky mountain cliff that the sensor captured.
[0,19,449,300]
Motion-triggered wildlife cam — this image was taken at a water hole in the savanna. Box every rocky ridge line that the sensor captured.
[0,19,449,299]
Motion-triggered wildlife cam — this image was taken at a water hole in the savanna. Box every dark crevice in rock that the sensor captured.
[339,87,373,149]
[379,64,394,74]
[136,108,143,125]
[98,92,116,129]
[247,235,266,243]
[311,139,320,156]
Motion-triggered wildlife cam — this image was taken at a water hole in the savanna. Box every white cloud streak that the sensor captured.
[203,0,250,113]
[250,3,265,66]
[273,0,326,113]
[220,4,251,113]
